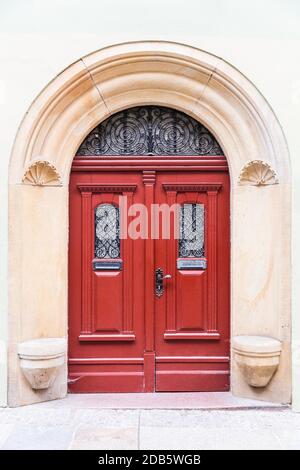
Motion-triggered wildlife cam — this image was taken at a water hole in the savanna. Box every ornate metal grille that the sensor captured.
[76,106,223,156]
[179,203,205,258]
[95,204,120,259]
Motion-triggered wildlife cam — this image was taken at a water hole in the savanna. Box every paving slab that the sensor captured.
[1,424,75,450]
[139,409,299,450]
[0,395,297,450]
[0,424,15,448]
[139,425,282,450]
[69,425,138,450]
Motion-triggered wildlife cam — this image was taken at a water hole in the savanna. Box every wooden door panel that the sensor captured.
[78,187,136,342]
[69,168,230,393]
[93,271,123,332]
[155,172,230,391]
[176,269,206,331]
[68,361,145,393]
[68,172,145,392]
[156,361,230,392]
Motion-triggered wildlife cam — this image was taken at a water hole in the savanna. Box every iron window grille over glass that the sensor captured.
[179,204,205,258]
[95,204,120,259]
[76,106,223,156]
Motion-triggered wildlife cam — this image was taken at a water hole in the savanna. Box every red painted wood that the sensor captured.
[68,171,146,392]
[142,171,156,392]
[68,161,230,393]
[163,332,220,340]
[154,172,230,391]
[143,352,155,392]
[72,156,228,172]
[156,356,230,363]
[78,333,136,342]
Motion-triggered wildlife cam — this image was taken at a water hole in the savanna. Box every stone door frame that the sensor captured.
[8,41,291,406]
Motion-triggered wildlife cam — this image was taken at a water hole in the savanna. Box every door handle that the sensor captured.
[155,268,172,297]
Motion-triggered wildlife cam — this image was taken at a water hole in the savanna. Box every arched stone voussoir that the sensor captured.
[10,41,290,185]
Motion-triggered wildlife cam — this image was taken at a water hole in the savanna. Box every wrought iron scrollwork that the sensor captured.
[76,106,223,156]
[95,204,120,259]
[179,203,205,258]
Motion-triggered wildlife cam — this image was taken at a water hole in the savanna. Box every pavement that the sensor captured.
[0,393,299,450]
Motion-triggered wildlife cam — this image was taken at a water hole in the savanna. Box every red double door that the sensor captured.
[69,167,230,392]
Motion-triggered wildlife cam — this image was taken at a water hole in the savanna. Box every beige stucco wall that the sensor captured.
[0,0,299,408]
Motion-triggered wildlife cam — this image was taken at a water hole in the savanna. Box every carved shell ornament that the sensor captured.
[22,160,62,186]
[238,160,278,186]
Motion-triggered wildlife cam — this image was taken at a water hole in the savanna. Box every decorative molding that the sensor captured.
[163,183,222,193]
[77,184,137,193]
[238,160,278,186]
[10,41,290,186]
[78,333,135,342]
[22,160,62,186]
[164,332,220,340]
[142,170,156,185]
[76,106,224,157]
[71,156,229,173]
[233,335,282,388]
[68,357,144,365]
[207,190,218,332]
[156,356,230,363]
[18,338,66,390]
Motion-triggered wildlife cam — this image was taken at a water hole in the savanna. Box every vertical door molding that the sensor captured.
[164,189,177,333]
[206,189,219,332]
[80,190,93,334]
[143,170,156,391]
[122,190,134,333]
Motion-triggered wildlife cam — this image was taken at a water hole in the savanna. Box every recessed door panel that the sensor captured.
[177,269,206,331]
[93,271,123,332]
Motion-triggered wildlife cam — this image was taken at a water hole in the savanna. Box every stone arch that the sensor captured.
[8,41,291,406]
